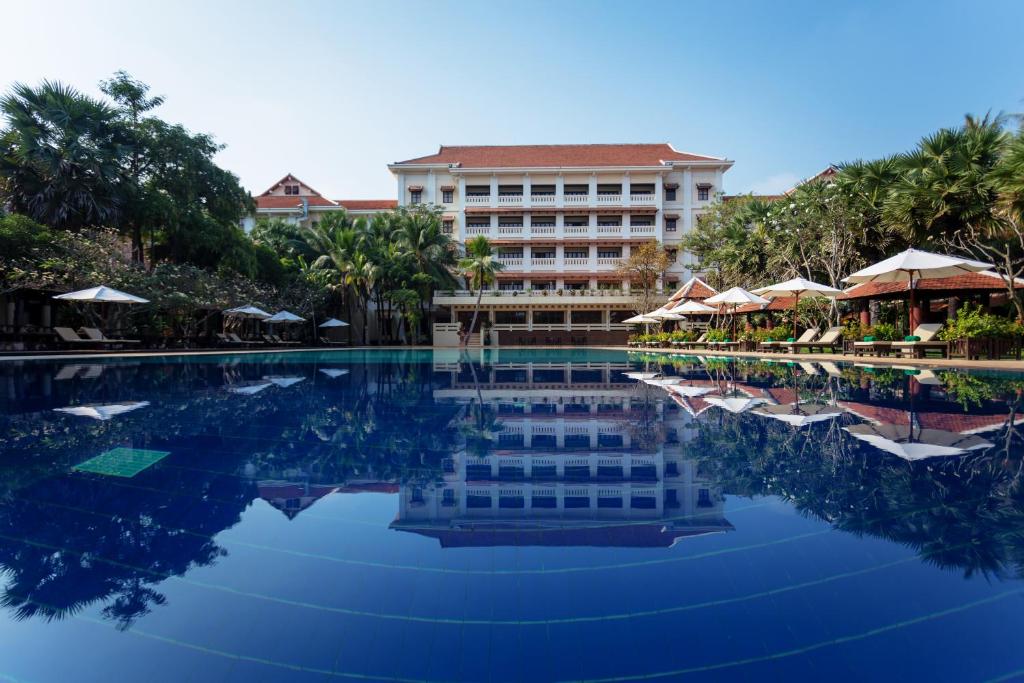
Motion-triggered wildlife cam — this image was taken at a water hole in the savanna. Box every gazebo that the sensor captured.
[838,271,1016,330]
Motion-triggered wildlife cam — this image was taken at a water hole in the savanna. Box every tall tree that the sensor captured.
[0,81,127,229]
[615,240,671,314]
[457,235,503,345]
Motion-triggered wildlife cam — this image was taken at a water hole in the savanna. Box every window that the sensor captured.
[697,185,711,201]
[597,248,622,258]
[572,310,602,324]
[442,220,453,234]
[284,184,300,195]
[532,249,555,259]
[665,187,676,201]
[666,218,677,232]
[564,249,588,258]
[442,189,454,203]
[533,310,565,325]
[667,249,678,262]
[495,310,527,323]
[410,189,422,204]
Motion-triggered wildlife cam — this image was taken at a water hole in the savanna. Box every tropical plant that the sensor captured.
[457,235,503,345]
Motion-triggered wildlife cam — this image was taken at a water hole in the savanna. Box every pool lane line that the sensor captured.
[559,588,1024,682]
[1,534,923,626]
[15,585,1024,682]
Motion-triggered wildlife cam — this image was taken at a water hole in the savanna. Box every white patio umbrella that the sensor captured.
[671,299,718,314]
[623,314,662,324]
[264,310,306,323]
[754,402,844,428]
[646,309,685,321]
[264,375,305,388]
[705,395,768,414]
[318,318,349,328]
[224,305,272,319]
[843,248,993,331]
[669,385,716,398]
[54,286,149,304]
[844,423,992,461]
[53,401,150,421]
[704,287,770,340]
[752,277,843,339]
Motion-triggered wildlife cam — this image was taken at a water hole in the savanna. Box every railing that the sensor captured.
[465,195,491,205]
[497,258,523,267]
[490,323,632,331]
[629,224,656,234]
[466,226,491,236]
[438,289,642,299]
[531,194,556,206]
[532,257,556,267]
[596,257,621,266]
[564,225,589,235]
[498,226,523,236]
[630,193,656,205]
[498,194,523,206]
[596,194,621,205]
[596,225,621,235]
[531,225,555,235]
[564,194,589,205]
[563,257,590,267]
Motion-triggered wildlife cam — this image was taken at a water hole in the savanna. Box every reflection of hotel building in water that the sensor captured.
[392,360,731,547]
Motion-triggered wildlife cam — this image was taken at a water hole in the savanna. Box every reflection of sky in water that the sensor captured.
[1,349,1024,681]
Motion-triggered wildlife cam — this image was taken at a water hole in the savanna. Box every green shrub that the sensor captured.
[706,328,730,342]
[939,303,1021,340]
[868,323,898,341]
[669,330,698,342]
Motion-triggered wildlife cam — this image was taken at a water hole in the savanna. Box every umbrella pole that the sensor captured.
[792,292,800,340]
[908,272,916,335]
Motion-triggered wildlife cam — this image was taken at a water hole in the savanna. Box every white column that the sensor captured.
[524,212,532,238]
[426,170,436,205]
[489,175,498,208]
[555,174,565,208]
[457,176,467,244]
[654,179,665,242]
[682,168,693,233]
[523,174,531,209]
[397,174,406,206]
[588,173,597,207]
[622,172,631,207]
[555,212,565,239]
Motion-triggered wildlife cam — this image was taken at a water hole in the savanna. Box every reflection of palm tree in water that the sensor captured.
[458,350,502,458]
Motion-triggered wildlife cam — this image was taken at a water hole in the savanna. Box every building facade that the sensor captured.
[388,144,732,343]
[243,173,396,232]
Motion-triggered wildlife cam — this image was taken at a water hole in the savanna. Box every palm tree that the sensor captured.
[392,205,458,340]
[457,235,503,346]
[0,81,127,229]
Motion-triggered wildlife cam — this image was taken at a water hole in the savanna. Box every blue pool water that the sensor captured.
[2,348,1024,681]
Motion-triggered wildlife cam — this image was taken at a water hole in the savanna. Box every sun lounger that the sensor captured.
[819,361,844,378]
[54,327,106,346]
[775,327,821,354]
[852,339,893,356]
[81,327,140,344]
[792,326,843,354]
[229,333,261,347]
[679,333,709,349]
[318,336,347,346]
[891,323,947,359]
[271,334,301,346]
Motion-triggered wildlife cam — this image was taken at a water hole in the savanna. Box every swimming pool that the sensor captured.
[1,348,1023,681]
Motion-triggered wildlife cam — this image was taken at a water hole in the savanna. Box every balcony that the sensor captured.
[531,194,556,206]
[596,194,621,205]
[498,194,523,206]
[564,224,589,235]
[433,288,643,306]
[498,225,524,236]
[563,257,591,268]
[465,195,491,205]
[497,257,523,268]
[629,224,656,235]
[596,225,622,235]
[564,194,589,206]
[531,224,556,235]
[630,193,656,205]
[532,257,556,268]
[466,225,491,236]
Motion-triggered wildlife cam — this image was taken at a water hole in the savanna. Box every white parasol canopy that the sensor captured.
[623,314,662,325]
[705,396,768,414]
[671,299,718,314]
[318,318,350,328]
[844,423,992,461]
[263,310,306,323]
[705,287,770,340]
[843,248,994,331]
[53,401,150,421]
[669,385,716,398]
[224,305,271,319]
[54,285,149,304]
[624,372,661,380]
[754,402,844,428]
[752,277,843,337]
[646,309,685,321]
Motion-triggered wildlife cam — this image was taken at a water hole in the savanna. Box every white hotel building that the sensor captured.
[388,144,732,344]
[247,144,732,344]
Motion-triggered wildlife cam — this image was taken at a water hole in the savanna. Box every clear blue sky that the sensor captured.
[4,0,1022,199]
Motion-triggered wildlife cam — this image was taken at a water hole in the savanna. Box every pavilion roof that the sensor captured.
[838,272,1015,300]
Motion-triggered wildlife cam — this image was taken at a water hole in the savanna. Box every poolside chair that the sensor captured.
[53,327,106,347]
[792,326,843,354]
[54,364,85,380]
[819,361,844,378]
[216,332,243,346]
[891,323,947,359]
[229,333,260,347]
[679,333,709,349]
[852,337,894,357]
[775,327,820,354]
[271,334,301,346]
[318,335,347,346]
[81,327,140,345]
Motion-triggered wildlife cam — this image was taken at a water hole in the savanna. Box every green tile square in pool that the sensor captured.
[73,447,171,478]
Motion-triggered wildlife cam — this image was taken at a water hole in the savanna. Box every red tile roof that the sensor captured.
[667,277,717,302]
[257,173,326,198]
[255,195,339,209]
[337,199,398,211]
[395,144,725,168]
[839,272,1011,300]
[838,401,1012,434]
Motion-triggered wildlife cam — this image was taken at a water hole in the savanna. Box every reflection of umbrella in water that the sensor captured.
[319,368,350,378]
[319,318,349,328]
[625,372,661,380]
[53,401,150,421]
[264,375,305,388]
[844,423,993,461]
[705,396,768,414]
[642,377,683,387]
[754,402,844,428]
[228,382,274,395]
[669,385,716,398]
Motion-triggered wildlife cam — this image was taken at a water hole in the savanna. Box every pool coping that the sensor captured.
[2,344,1024,371]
